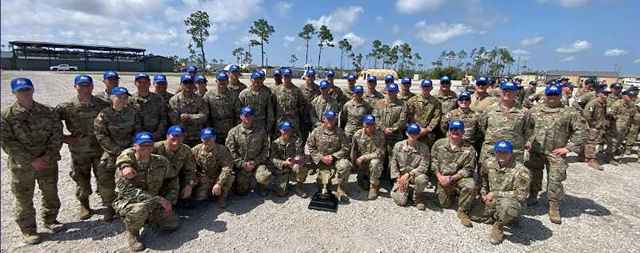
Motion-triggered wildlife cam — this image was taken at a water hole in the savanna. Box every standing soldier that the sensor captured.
[607,89,638,160]
[239,71,275,134]
[153,126,196,207]
[273,68,283,86]
[195,74,208,97]
[574,79,596,111]
[228,64,247,98]
[306,111,353,201]
[340,85,372,141]
[390,123,430,210]
[57,75,110,220]
[300,69,320,139]
[226,107,272,196]
[186,65,198,78]
[94,86,142,222]
[274,68,306,137]
[168,74,209,147]
[560,82,575,107]
[130,73,168,141]
[204,72,240,144]
[626,102,640,155]
[1,78,63,244]
[96,70,119,104]
[384,74,395,85]
[270,121,308,197]
[350,115,385,200]
[342,73,358,98]
[326,70,349,107]
[374,83,408,155]
[436,76,458,114]
[470,76,497,113]
[364,75,384,105]
[583,85,610,170]
[192,128,235,208]
[406,79,442,147]
[431,120,476,227]
[114,132,178,252]
[152,74,174,105]
[310,80,341,128]
[527,85,585,224]
[480,140,530,245]
[441,92,481,148]
[398,77,415,102]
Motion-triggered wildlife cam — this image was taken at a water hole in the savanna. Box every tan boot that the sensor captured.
[103,206,116,222]
[368,183,379,200]
[489,223,504,245]
[295,183,308,198]
[78,198,92,220]
[127,228,145,252]
[22,232,41,245]
[587,159,602,171]
[457,209,473,227]
[336,184,348,201]
[549,200,562,224]
[414,192,426,211]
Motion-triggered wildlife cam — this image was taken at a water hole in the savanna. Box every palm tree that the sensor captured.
[298,24,316,65]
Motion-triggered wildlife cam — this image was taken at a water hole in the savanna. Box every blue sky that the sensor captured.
[1,0,639,74]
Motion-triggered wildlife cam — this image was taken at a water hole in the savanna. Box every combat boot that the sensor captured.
[78,198,92,220]
[527,191,539,206]
[368,183,379,200]
[489,223,504,245]
[336,184,349,201]
[457,209,472,227]
[103,206,116,222]
[127,228,145,252]
[548,200,562,224]
[295,183,308,198]
[22,232,41,245]
[587,159,602,170]
[414,192,426,211]
[43,220,64,233]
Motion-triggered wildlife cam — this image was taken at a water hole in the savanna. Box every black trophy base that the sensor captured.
[308,191,338,212]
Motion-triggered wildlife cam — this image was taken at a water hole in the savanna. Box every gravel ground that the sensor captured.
[2,70,640,253]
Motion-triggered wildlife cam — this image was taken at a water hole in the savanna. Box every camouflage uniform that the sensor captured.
[340,98,373,140]
[153,141,196,204]
[310,94,341,128]
[470,92,497,113]
[480,158,530,225]
[225,123,272,195]
[406,94,442,147]
[573,91,595,112]
[228,79,247,99]
[239,86,275,134]
[363,90,384,106]
[350,128,386,185]
[154,91,174,106]
[626,104,640,153]
[130,92,168,141]
[441,108,481,147]
[583,98,607,162]
[191,143,235,201]
[436,90,458,115]
[168,91,209,146]
[398,91,415,103]
[373,97,408,153]
[274,84,306,137]
[1,101,63,235]
[331,86,349,108]
[95,90,112,105]
[270,135,307,194]
[305,125,353,187]
[430,138,476,212]
[478,105,534,164]
[204,86,241,143]
[608,98,637,155]
[389,140,430,207]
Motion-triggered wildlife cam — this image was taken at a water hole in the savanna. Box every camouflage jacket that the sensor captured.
[470,92,497,113]
[609,99,637,129]
[114,148,177,207]
[398,91,415,103]
[153,140,196,187]
[607,93,622,107]
[435,90,458,114]
[340,98,373,137]
[373,97,408,141]
[239,85,275,133]
[154,91,174,106]
[330,86,349,107]
[479,105,535,150]
[94,106,142,155]
[1,101,63,166]
[529,103,585,154]
[310,95,341,128]
[130,92,168,138]
[301,83,321,104]
[168,91,209,142]
[305,126,350,164]
[480,158,530,202]
[191,143,234,184]
[225,123,270,168]
[274,84,306,130]
[430,138,476,178]
[574,91,595,111]
[95,90,112,105]
[389,140,430,179]
[406,94,442,131]
[57,96,109,155]
[350,128,385,162]
[204,86,241,136]
[228,79,247,99]
[441,108,480,145]
[363,90,384,105]
[270,135,304,171]
[583,98,607,129]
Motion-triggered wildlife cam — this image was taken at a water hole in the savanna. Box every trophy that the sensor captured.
[308,164,338,212]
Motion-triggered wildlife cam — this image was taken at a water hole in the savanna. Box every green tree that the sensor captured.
[398,43,413,71]
[370,40,383,68]
[184,10,212,71]
[232,47,245,64]
[289,54,298,66]
[298,24,316,65]
[352,52,364,71]
[316,25,334,68]
[337,39,352,71]
[413,53,423,70]
[249,18,275,67]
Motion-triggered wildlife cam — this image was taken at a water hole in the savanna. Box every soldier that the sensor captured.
[300,69,320,139]
[431,120,476,227]
[480,140,530,245]
[436,76,458,114]
[608,83,623,104]
[270,121,308,197]
[560,82,575,107]
[57,75,110,220]
[310,80,341,128]
[305,111,353,201]
[340,85,372,141]
[1,78,63,244]
[406,79,442,147]
[204,72,241,143]
[470,76,498,113]
[384,74,395,85]
[527,85,585,224]
[195,74,208,97]
[228,64,247,98]
[441,92,481,148]
[273,68,283,86]
[96,70,120,104]
[521,81,540,109]
[583,85,610,170]
[192,128,235,208]
[398,77,415,102]
[152,74,174,105]
[153,125,196,206]
[274,68,306,137]
[574,79,597,111]
[626,102,640,155]
[114,132,178,252]
[350,115,385,200]
[325,70,349,107]
[342,73,358,98]
[461,77,472,93]
[607,89,638,160]
[390,123,430,210]
[168,74,209,147]
[364,75,384,105]
[374,83,408,155]
[226,107,272,196]
[186,65,198,78]
[239,71,275,134]
[130,73,168,141]
[94,86,142,222]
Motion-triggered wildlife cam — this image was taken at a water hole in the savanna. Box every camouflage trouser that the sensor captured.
[627,124,640,151]
[314,159,352,187]
[526,152,567,202]
[233,165,272,195]
[8,158,61,234]
[116,199,178,232]
[435,177,476,212]
[585,128,604,160]
[485,197,522,225]
[478,143,525,190]
[70,152,102,202]
[391,174,428,207]
[193,175,235,201]
[354,159,384,185]
[272,164,308,194]
[97,152,118,206]
[606,126,629,155]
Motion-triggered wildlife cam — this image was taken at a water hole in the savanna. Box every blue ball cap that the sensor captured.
[386,83,399,93]
[352,85,364,94]
[154,74,167,84]
[11,78,34,92]
[500,82,518,91]
[273,69,282,76]
[362,114,376,125]
[448,120,465,131]
[195,75,207,83]
[229,64,241,73]
[180,74,194,83]
[282,68,293,77]
[347,74,357,81]
[134,132,154,145]
[384,74,394,82]
[134,73,149,81]
[421,79,433,87]
[216,72,228,81]
[319,80,331,89]
[440,76,451,84]
[323,110,337,120]
[305,69,316,77]
[186,65,198,73]
[325,70,335,78]
[251,71,263,80]
[623,88,638,97]
[167,125,184,136]
[596,84,609,94]
[111,86,131,96]
[74,75,93,86]
[278,121,293,131]
[494,140,513,153]
[401,77,411,85]
[544,85,562,96]
[200,128,216,140]
[476,76,488,86]
[367,75,377,82]
[103,71,119,80]
[406,123,421,135]
[458,91,472,101]
[240,106,254,116]
[611,83,623,89]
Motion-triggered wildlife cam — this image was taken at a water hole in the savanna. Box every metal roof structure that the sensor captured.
[8,41,145,52]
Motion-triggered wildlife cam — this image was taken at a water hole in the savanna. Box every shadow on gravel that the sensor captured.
[225,193,266,215]
[51,218,123,242]
[526,193,611,218]
[505,216,553,245]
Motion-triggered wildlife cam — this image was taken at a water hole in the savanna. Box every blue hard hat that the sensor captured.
[440,76,451,84]
[103,70,119,80]
[319,80,331,89]
[195,75,207,83]
[362,114,376,125]
[305,69,316,77]
[421,79,433,87]
[500,82,518,91]
[323,110,337,120]
[448,120,465,131]
[494,140,513,153]
[111,86,130,96]
[406,123,421,135]
[544,85,562,96]
[367,75,377,82]
[352,85,364,94]
[386,83,399,93]
[200,128,216,140]
[180,74,194,83]
[186,65,198,73]
[401,77,411,85]
[278,121,293,130]
[74,75,93,86]
[217,72,228,81]
[229,64,241,73]
[476,76,488,86]
[458,91,472,101]
[134,73,150,81]
[273,69,282,76]
[167,125,184,136]
[133,131,154,145]
[11,78,34,92]
[325,70,335,78]
[282,68,293,77]
[240,106,254,116]
[384,74,394,82]
[154,74,167,84]
[347,74,357,81]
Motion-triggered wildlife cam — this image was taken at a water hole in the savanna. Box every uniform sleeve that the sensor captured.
[310,98,321,128]
[161,158,180,203]
[429,142,441,175]
[524,110,536,147]
[225,129,244,169]
[271,141,286,170]
[168,96,180,125]
[45,110,64,161]
[427,100,442,131]
[331,131,350,160]
[391,103,407,133]
[361,134,385,161]
[478,111,488,137]
[389,143,400,179]
[157,97,168,135]
[412,145,430,176]
[440,112,450,135]
[94,111,121,155]
[189,99,209,125]
[0,113,35,165]
[457,148,476,178]
[305,129,322,164]
[255,132,270,165]
[567,110,586,153]
[217,147,235,184]
[265,91,275,134]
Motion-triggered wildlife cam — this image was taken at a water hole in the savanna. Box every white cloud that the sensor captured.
[307,6,364,33]
[375,16,384,22]
[560,56,576,62]
[392,24,401,35]
[604,48,628,57]
[512,49,531,55]
[414,21,474,45]
[634,58,640,64]
[283,35,295,47]
[275,1,293,16]
[396,0,445,14]
[520,36,544,47]
[537,0,590,8]
[234,34,260,47]
[342,32,365,48]
[556,40,592,53]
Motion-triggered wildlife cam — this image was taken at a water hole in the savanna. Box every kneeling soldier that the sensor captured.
[350,114,385,200]
[271,121,308,198]
[192,128,235,208]
[153,125,196,207]
[390,123,430,210]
